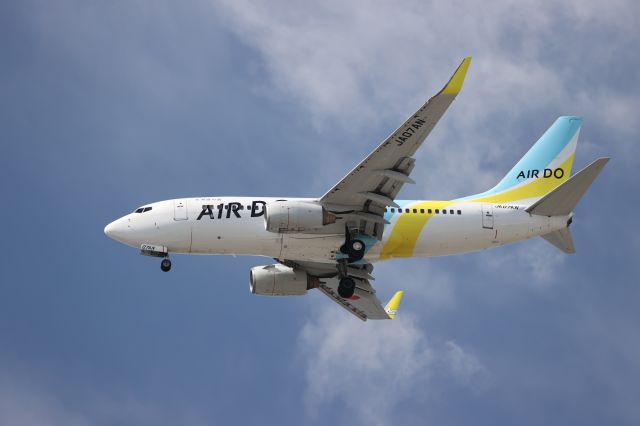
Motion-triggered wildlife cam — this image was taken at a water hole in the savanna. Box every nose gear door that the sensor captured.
[174,199,188,221]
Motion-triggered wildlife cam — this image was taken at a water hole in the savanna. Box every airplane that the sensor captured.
[104,57,609,321]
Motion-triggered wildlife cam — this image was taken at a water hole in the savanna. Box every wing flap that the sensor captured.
[318,278,391,321]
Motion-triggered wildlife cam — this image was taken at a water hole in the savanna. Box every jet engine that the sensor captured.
[249,264,318,296]
[264,200,336,233]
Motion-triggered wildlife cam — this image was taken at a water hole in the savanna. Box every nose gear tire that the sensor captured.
[160,258,172,272]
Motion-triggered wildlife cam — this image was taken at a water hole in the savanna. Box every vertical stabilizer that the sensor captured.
[461,116,582,205]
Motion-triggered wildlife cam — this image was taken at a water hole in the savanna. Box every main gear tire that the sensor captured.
[337,277,356,298]
[347,239,365,262]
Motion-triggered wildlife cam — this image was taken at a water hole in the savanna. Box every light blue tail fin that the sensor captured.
[460,116,582,204]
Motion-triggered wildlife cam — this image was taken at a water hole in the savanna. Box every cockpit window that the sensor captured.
[134,206,153,213]
[134,208,144,213]
[143,207,152,212]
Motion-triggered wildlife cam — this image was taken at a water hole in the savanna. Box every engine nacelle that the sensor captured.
[264,200,336,233]
[250,264,316,296]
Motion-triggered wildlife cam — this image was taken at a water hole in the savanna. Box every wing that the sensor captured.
[284,260,404,321]
[317,277,390,321]
[320,57,471,238]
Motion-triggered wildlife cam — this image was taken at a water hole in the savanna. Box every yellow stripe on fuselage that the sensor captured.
[380,201,455,260]
[379,155,574,260]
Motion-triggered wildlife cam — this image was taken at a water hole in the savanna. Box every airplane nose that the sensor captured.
[104,222,114,237]
[104,218,129,241]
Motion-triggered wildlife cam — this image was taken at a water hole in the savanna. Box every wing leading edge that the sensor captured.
[320,58,471,235]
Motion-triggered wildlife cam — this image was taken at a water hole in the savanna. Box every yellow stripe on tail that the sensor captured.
[384,291,404,319]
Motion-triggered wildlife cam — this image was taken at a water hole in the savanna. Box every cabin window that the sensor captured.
[413,208,417,213]
[428,209,432,214]
[420,209,425,214]
[435,209,439,214]
[390,208,395,213]
[457,210,462,215]
[449,209,454,214]
[442,209,447,214]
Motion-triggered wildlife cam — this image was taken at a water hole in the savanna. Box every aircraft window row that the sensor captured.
[385,207,462,215]
[134,207,153,213]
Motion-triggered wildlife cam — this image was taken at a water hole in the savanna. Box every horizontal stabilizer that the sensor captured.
[526,157,609,216]
[541,227,576,254]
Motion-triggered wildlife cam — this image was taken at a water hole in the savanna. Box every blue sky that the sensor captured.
[1,1,639,425]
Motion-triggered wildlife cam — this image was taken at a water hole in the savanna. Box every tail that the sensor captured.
[526,157,609,216]
[462,116,583,205]
[529,157,609,254]
[526,157,609,253]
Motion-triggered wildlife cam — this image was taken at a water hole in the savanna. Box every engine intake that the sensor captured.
[264,200,336,233]
[250,264,318,296]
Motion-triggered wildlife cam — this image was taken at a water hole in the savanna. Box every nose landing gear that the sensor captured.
[160,257,172,272]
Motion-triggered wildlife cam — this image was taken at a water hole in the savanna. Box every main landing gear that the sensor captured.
[337,276,356,298]
[160,257,172,272]
[336,258,357,298]
[336,225,370,298]
[339,225,365,263]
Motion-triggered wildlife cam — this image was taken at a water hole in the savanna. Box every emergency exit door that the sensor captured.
[174,199,188,221]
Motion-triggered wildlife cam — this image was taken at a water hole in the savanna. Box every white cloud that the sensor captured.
[215,0,639,193]
[478,238,567,287]
[213,0,633,282]
[374,259,458,313]
[207,4,637,420]
[297,308,489,425]
[0,384,88,426]
[0,367,205,426]
[443,341,492,390]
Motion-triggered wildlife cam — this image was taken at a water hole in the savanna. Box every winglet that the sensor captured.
[442,57,471,95]
[384,291,404,319]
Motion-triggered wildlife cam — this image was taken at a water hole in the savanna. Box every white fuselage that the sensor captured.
[104,197,569,263]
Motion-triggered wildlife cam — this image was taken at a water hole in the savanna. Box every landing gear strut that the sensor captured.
[160,257,172,272]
